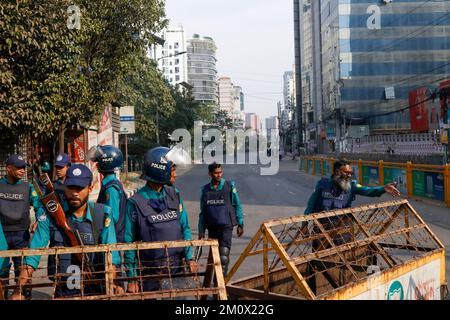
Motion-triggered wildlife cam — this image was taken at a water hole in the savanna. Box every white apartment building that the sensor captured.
[149,25,188,87]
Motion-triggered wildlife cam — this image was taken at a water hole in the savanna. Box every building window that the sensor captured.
[175,75,180,81]
[175,59,179,65]
[174,42,179,49]
[175,67,179,73]
[169,45,172,50]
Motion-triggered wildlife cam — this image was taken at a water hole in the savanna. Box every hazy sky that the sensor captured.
[165,0,295,123]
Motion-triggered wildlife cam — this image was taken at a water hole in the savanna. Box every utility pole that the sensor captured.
[293,0,303,156]
[156,109,160,144]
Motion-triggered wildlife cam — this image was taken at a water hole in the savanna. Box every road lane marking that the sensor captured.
[288,191,295,195]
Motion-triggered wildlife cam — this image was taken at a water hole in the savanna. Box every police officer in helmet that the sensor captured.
[90,145,126,244]
[0,155,45,299]
[198,162,244,276]
[124,147,197,293]
[10,164,123,299]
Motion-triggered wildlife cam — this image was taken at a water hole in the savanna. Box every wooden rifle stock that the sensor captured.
[34,174,94,279]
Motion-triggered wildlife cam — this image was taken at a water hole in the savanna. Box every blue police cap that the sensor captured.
[6,155,27,168]
[64,164,93,188]
[54,153,71,167]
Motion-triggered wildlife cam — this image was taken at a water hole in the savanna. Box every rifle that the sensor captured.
[193,246,203,263]
[0,281,5,300]
[33,173,95,281]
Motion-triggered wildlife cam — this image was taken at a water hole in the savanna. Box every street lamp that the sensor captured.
[157,51,187,62]
[154,51,187,144]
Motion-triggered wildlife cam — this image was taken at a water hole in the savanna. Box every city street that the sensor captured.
[20,157,450,299]
[175,158,450,282]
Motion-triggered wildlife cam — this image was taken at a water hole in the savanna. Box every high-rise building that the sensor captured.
[149,25,188,87]
[233,86,244,112]
[245,113,262,134]
[266,116,279,141]
[296,0,450,153]
[283,71,295,109]
[218,77,234,114]
[187,35,218,103]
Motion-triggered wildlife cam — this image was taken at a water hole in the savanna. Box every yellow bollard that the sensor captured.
[358,159,363,185]
[379,160,384,185]
[444,164,450,208]
[406,162,413,198]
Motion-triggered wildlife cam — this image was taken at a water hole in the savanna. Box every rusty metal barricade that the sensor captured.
[225,200,447,300]
[0,239,227,300]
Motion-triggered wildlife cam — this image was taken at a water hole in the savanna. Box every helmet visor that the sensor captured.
[165,146,191,166]
[87,145,105,162]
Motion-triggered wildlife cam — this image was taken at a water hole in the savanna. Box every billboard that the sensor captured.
[413,170,445,201]
[384,168,407,194]
[362,166,379,186]
[409,87,429,132]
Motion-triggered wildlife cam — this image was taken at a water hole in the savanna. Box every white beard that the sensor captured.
[336,177,352,192]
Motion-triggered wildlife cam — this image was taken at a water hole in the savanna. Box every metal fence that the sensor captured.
[226,200,446,300]
[0,240,227,300]
[299,156,450,208]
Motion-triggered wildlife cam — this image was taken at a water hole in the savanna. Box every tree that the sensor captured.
[0,0,168,141]
[215,110,234,129]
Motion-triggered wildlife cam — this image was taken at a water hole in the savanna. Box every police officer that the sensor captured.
[124,147,197,293]
[0,155,45,298]
[169,164,177,186]
[53,153,71,208]
[10,164,123,299]
[91,145,126,244]
[198,162,244,276]
[304,159,400,245]
[0,221,9,298]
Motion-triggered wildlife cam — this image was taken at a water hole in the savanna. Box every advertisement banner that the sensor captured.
[73,133,85,164]
[409,87,429,132]
[351,164,359,184]
[307,160,313,174]
[363,166,379,186]
[324,161,331,176]
[413,171,426,197]
[315,160,322,176]
[413,171,444,201]
[350,258,441,300]
[425,172,445,201]
[384,168,407,194]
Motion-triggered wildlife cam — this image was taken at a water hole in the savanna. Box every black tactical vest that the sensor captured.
[202,181,237,229]
[0,182,30,232]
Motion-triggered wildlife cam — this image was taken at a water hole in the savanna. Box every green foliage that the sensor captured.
[0,0,167,137]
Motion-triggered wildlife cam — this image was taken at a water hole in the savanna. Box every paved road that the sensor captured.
[175,159,450,286]
[20,158,450,299]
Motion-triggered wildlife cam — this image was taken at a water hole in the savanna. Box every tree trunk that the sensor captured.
[58,126,66,154]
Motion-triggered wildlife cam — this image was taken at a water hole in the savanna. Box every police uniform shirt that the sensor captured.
[0,177,46,219]
[198,178,244,235]
[100,174,121,226]
[0,222,9,277]
[304,177,385,215]
[123,184,193,278]
[24,201,120,270]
